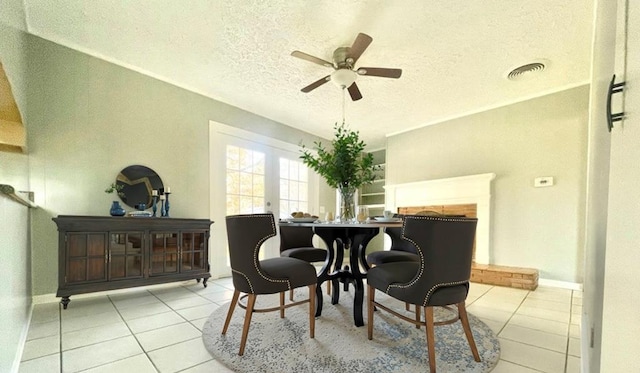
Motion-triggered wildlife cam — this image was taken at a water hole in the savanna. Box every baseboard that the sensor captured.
[538,278,583,291]
[32,293,59,305]
[12,302,33,373]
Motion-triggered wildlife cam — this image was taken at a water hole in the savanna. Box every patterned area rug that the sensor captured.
[202,290,500,372]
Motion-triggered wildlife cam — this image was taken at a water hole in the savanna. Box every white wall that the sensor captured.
[386,86,589,283]
[600,0,640,370]
[0,23,32,373]
[24,33,329,297]
[581,0,619,369]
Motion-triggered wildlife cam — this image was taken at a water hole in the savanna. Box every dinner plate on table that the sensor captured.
[371,217,401,223]
[286,217,319,223]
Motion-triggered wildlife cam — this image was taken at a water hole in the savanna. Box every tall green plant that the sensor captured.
[300,123,378,189]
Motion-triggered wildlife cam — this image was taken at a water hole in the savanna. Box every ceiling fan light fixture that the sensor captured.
[331,69,357,88]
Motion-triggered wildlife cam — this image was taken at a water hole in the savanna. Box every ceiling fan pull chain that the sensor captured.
[342,88,346,125]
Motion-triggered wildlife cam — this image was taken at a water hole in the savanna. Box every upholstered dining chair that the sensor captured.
[223,213,317,356]
[366,212,444,267]
[279,225,330,299]
[366,224,419,312]
[366,224,419,266]
[367,215,480,373]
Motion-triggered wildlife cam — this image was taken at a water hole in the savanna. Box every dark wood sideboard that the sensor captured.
[53,215,213,309]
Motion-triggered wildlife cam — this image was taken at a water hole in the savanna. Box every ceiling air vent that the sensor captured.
[507,61,547,81]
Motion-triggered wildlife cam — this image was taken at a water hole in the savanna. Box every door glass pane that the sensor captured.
[253,152,265,174]
[278,158,310,219]
[150,233,178,275]
[226,145,265,214]
[126,256,142,277]
[111,257,125,278]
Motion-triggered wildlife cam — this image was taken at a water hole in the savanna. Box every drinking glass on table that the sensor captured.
[325,211,334,222]
[357,206,369,223]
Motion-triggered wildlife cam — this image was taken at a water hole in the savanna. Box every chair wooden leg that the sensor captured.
[222,290,240,335]
[415,304,421,329]
[280,292,285,318]
[238,293,257,356]
[309,284,316,338]
[424,306,436,373]
[367,285,375,340]
[406,302,411,311]
[458,302,481,362]
[327,280,331,295]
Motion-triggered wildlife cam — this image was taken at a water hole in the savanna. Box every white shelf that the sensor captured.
[361,192,385,197]
[361,149,386,213]
[362,203,385,208]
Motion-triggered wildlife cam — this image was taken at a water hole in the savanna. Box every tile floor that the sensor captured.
[19,278,582,372]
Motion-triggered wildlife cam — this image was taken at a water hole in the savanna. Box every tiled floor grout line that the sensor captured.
[564,290,579,373]
[496,290,529,336]
[58,303,63,373]
[507,289,574,372]
[106,293,163,373]
[134,287,221,372]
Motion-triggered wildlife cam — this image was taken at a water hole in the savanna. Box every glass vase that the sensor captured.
[339,186,356,223]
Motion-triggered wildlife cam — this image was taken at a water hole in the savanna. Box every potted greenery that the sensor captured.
[300,123,379,221]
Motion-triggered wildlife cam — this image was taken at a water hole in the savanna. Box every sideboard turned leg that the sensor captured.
[202,278,208,288]
[61,297,70,310]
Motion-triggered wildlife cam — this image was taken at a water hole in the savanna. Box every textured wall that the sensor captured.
[0,23,32,373]
[386,85,589,283]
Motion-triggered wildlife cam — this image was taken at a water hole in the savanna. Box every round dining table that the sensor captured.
[278,220,402,327]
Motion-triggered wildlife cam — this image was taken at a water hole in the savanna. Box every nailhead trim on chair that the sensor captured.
[422,280,469,306]
[385,219,425,292]
[232,269,254,293]
[229,214,292,290]
[385,216,476,304]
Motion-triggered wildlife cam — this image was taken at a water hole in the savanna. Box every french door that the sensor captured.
[209,121,318,278]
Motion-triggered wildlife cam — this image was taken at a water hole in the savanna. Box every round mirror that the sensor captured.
[115,165,164,209]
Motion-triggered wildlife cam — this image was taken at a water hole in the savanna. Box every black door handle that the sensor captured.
[607,74,625,132]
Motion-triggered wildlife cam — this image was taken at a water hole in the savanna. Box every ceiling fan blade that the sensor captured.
[301,75,331,93]
[348,33,373,64]
[347,82,363,101]
[356,67,402,79]
[291,51,334,68]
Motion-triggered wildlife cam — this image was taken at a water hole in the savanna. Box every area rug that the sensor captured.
[202,291,500,372]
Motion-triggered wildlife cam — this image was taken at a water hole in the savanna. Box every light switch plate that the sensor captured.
[534,176,554,187]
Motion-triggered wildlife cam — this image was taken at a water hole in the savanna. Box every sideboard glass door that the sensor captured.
[150,232,179,276]
[109,232,144,280]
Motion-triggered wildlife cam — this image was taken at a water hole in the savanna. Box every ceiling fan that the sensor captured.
[291,33,402,101]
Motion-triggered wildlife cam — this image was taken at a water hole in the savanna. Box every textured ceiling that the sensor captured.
[20,0,593,148]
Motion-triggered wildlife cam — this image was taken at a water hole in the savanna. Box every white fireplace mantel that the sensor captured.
[385,173,496,264]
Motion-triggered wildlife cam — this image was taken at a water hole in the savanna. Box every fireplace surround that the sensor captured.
[384,173,496,264]
[385,173,538,290]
